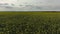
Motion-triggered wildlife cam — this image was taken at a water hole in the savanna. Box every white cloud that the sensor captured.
[0,0,60,11]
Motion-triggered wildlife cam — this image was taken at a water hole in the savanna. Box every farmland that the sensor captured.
[0,12,60,34]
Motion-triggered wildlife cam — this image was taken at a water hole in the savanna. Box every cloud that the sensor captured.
[0,0,60,11]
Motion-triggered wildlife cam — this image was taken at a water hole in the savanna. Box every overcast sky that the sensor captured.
[0,0,60,11]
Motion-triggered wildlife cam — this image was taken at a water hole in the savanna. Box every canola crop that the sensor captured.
[0,12,59,34]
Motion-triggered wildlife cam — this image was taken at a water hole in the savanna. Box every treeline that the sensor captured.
[0,15,60,34]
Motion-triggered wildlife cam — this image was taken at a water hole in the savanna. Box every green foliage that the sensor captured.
[0,14,59,34]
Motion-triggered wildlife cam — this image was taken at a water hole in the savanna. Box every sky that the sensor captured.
[0,0,60,11]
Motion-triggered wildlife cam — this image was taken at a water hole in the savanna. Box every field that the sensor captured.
[0,12,60,34]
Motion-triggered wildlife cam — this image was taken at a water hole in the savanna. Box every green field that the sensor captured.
[0,12,60,34]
